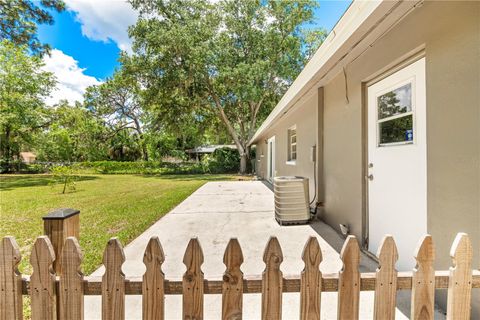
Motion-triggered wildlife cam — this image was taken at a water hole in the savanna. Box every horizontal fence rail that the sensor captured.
[13,271,480,295]
[1,233,479,320]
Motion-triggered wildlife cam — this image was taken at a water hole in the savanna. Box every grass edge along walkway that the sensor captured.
[0,173,247,275]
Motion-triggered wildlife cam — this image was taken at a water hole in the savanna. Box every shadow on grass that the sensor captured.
[137,173,250,182]
[0,175,99,191]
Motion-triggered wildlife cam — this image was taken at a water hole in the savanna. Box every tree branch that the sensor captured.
[205,75,246,154]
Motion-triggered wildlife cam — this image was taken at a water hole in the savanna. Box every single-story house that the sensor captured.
[186,144,236,161]
[249,0,479,315]
[19,152,36,164]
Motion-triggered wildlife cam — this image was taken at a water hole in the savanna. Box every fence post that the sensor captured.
[42,208,80,275]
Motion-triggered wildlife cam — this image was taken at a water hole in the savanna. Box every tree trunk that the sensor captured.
[4,126,11,173]
[239,152,247,174]
[141,143,149,161]
[62,177,67,194]
[133,119,148,161]
[206,89,253,175]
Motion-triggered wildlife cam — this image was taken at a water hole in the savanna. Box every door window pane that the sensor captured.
[378,83,412,120]
[379,114,413,144]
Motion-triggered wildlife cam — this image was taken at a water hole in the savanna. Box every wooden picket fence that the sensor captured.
[1,233,479,320]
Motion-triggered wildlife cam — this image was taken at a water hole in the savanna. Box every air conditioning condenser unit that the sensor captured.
[274,176,310,225]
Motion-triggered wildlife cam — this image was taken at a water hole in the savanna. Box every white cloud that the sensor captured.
[65,0,138,52]
[43,49,102,105]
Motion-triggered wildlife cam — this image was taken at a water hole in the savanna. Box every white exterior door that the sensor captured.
[367,58,427,271]
[267,136,276,182]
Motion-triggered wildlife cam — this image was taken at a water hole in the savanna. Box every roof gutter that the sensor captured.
[249,0,418,146]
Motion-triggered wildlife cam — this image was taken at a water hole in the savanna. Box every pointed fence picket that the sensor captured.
[262,237,283,320]
[142,236,165,320]
[0,233,479,320]
[101,238,125,320]
[411,235,435,320]
[59,237,84,320]
[30,236,56,320]
[222,238,244,320]
[446,233,473,320]
[182,238,204,320]
[0,237,23,320]
[300,236,322,320]
[337,235,360,320]
[373,236,398,320]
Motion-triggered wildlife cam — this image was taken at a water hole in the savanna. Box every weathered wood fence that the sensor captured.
[1,233,479,320]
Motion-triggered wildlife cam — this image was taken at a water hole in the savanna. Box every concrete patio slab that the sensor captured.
[84,181,413,319]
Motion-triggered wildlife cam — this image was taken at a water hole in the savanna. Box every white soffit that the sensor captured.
[249,0,420,145]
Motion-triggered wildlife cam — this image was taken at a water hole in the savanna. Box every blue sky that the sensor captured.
[38,10,121,80]
[38,0,351,105]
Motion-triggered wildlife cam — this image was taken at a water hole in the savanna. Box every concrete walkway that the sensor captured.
[84,181,411,319]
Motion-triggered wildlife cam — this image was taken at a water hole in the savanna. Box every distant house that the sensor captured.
[19,152,36,164]
[249,1,479,316]
[186,145,236,161]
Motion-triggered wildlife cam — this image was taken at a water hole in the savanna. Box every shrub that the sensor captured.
[23,163,48,173]
[202,147,240,173]
[72,161,204,175]
[0,159,21,173]
[0,157,241,176]
[74,161,160,174]
[0,159,48,173]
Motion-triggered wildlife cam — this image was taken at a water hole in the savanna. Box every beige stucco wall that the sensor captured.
[324,2,480,318]
[324,0,480,243]
[255,91,319,203]
[423,2,480,313]
[255,1,479,315]
[323,1,479,314]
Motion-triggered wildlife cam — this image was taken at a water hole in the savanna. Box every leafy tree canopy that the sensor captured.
[126,0,326,172]
[34,100,110,162]
[0,0,65,56]
[84,70,150,160]
[0,40,56,169]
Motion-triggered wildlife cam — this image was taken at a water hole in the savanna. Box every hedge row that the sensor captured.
[74,161,205,174]
[1,148,243,175]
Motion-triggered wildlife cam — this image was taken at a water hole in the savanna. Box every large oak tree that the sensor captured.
[126,0,325,172]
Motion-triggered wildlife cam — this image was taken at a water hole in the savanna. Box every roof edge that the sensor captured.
[249,0,401,145]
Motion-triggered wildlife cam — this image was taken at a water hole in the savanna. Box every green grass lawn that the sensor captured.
[0,173,241,275]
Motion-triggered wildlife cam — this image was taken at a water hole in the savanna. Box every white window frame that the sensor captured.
[287,125,297,165]
[375,77,416,147]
